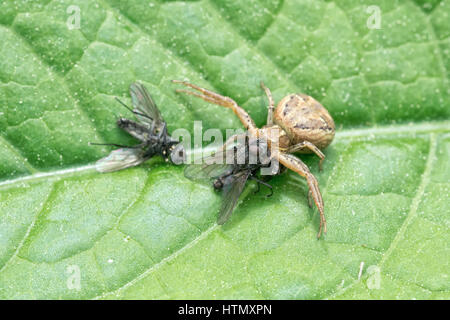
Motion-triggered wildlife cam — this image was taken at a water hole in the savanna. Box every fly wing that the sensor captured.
[217,171,251,225]
[184,162,232,182]
[95,148,148,173]
[129,82,163,127]
[184,144,242,181]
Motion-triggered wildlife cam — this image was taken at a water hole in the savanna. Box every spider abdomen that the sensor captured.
[274,93,335,151]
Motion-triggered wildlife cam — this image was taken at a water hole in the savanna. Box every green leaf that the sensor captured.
[0,0,449,299]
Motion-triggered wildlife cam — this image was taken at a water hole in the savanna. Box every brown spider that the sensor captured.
[173,80,335,238]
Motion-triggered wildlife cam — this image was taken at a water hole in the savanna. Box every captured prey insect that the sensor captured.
[185,135,276,225]
[92,82,186,172]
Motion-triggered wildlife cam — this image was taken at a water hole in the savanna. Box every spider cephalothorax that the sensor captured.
[173,80,335,238]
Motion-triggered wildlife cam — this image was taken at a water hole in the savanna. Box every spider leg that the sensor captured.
[308,190,313,208]
[173,80,257,135]
[220,133,248,152]
[276,152,326,238]
[260,82,275,126]
[286,141,325,171]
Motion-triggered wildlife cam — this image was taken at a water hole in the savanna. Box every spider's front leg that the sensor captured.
[172,80,257,135]
[260,82,275,126]
[276,152,326,238]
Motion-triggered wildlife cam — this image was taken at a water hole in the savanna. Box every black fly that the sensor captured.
[184,136,275,224]
[92,82,186,172]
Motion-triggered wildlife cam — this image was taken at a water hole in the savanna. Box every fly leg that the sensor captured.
[276,153,326,238]
[254,179,260,194]
[285,141,325,171]
[260,82,275,126]
[115,97,153,121]
[173,80,258,135]
[157,122,167,139]
[89,142,141,148]
[250,176,273,198]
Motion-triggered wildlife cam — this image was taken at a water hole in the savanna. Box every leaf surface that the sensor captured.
[0,0,449,299]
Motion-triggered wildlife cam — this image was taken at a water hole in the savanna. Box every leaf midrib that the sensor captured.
[0,120,447,190]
